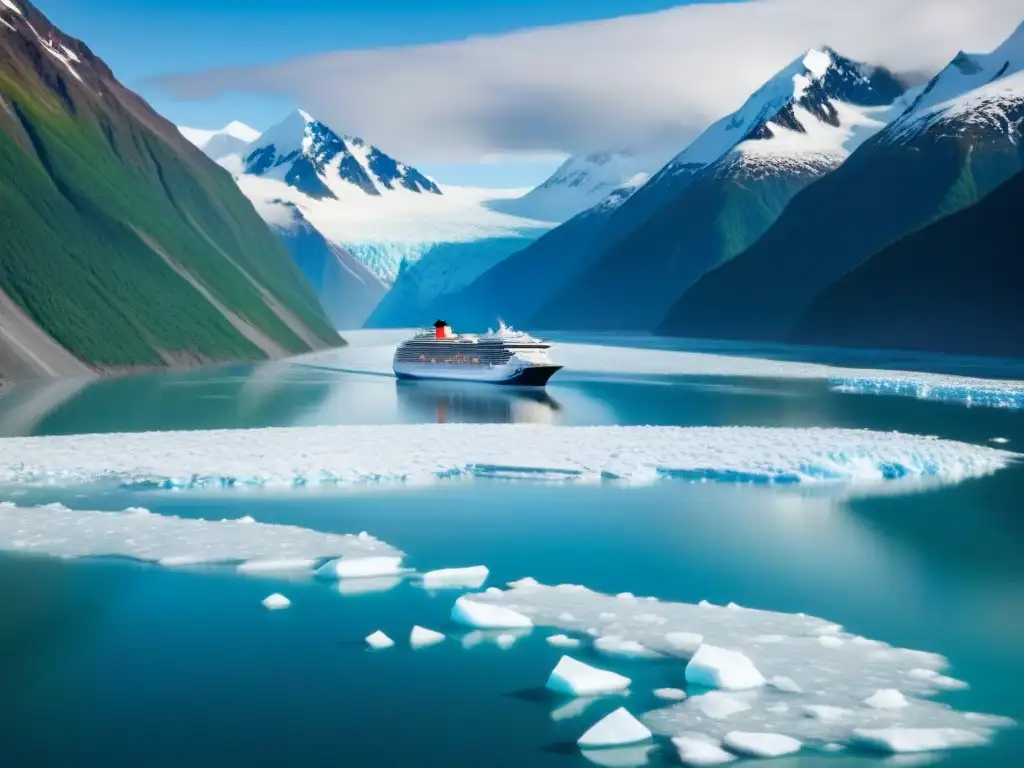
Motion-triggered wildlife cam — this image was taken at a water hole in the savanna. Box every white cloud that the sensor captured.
[151,0,1022,163]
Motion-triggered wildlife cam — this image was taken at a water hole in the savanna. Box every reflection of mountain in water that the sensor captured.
[0,362,335,436]
[395,380,561,424]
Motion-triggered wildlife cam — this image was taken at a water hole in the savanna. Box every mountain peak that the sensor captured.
[241,110,441,200]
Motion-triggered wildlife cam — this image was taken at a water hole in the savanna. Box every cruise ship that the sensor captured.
[392,320,562,386]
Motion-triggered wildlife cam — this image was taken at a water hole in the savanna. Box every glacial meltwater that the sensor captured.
[0,330,1022,767]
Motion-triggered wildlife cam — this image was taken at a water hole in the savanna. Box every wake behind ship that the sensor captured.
[392,320,562,386]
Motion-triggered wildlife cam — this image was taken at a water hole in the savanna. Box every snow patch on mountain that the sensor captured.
[179,121,260,161]
[490,149,675,222]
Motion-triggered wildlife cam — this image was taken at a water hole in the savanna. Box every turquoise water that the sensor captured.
[0,336,1022,766]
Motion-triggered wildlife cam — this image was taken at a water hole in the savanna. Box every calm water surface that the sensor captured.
[0,336,1021,767]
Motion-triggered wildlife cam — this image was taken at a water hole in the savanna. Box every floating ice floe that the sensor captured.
[420,565,489,589]
[671,734,736,766]
[450,596,533,629]
[852,727,990,753]
[0,425,1013,489]
[261,593,290,610]
[547,633,582,649]
[547,655,631,696]
[461,579,1014,750]
[578,707,652,748]
[365,630,394,649]
[865,689,910,710]
[238,558,318,574]
[0,502,401,571]
[410,625,446,649]
[722,731,801,758]
[595,636,662,659]
[316,555,404,579]
[653,688,688,701]
[829,374,1024,410]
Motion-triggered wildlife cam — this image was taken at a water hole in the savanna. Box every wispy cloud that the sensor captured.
[151,0,1022,163]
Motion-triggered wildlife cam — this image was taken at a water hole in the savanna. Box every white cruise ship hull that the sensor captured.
[393,359,562,386]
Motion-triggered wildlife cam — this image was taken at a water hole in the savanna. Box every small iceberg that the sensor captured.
[578,707,652,748]
[420,565,489,589]
[685,645,766,690]
[852,727,989,753]
[317,556,404,579]
[864,689,910,710]
[546,655,631,696]
[239,558,317,574]
[671,735,735,766]
[450,596,532,629]
[653,688,688,701]
[261,593,290,610]
[410,625,446,649]
[365,630,394,649]
[546,633,582,649]
[722,731,801,758]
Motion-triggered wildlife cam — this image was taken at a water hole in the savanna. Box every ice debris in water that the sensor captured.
[463,579,1013,750]
[450,596,533,629]
[989,437,1010,444]
[420,565,488,589]
[365,630,394,649]
[829,374,1024,410]
[547,655,631,696]
[595,635,662,659]
[410,626,446,649]
[578,708,652,748]
[865,689,910,710]
[316,556,404,580]
[723,731,801,758]
[0,425,1013,489]
[0,503,401,570]
[261,593,290,610]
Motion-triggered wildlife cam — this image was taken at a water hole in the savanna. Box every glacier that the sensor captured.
[0,424,1012,490]
[0,502,401,569]
[461,579,1014,750]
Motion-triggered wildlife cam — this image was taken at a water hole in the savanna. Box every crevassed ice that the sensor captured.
[0,425,1012,489]
[0,502,401,569]
[466,580,1014,749]
[830,375,1024,410]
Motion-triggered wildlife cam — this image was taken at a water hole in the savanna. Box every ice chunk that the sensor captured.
[365,630,394,649]
[316,555,404,579]
[0,503,401,568]
[594,636,661,659]
[865,689,910,710]
[238,558,317,574]
[547,634,582,649]
[671,735,736,766]
[0,425,1012,489]
[723,731,801,758]
[665,631,704,654]
[578,707,652,748]
[690,691,752,719]
[769,676,802,693]
[852,727,989,753]
[990,437,1010,444]
[653,688,687,701]
[496,633,517,650]
[410,625,445,649]
[686,645,766,690]
[261,593,290,610]
[421,565,489,589]
[546,656,631,696]
[336,576,402,595]
[451,596,533,629]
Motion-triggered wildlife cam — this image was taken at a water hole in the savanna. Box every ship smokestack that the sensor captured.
[433,319,451,339]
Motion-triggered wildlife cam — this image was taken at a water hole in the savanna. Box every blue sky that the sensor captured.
[38,0,694,186]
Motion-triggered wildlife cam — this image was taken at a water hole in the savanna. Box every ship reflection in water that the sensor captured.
[395,380,561,424]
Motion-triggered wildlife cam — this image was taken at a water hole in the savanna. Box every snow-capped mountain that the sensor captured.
[178,121,260,161]
[886,19,1024,142]
[239,109,441,201]
[488,150,667,223]
[529,47,912,332]
[657,22,1024,345]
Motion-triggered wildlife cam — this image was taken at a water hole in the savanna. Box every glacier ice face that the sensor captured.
[0,502,401,570]
[829,374,1024,410]
[0,424,1012,491]
[459,579,1014,749]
